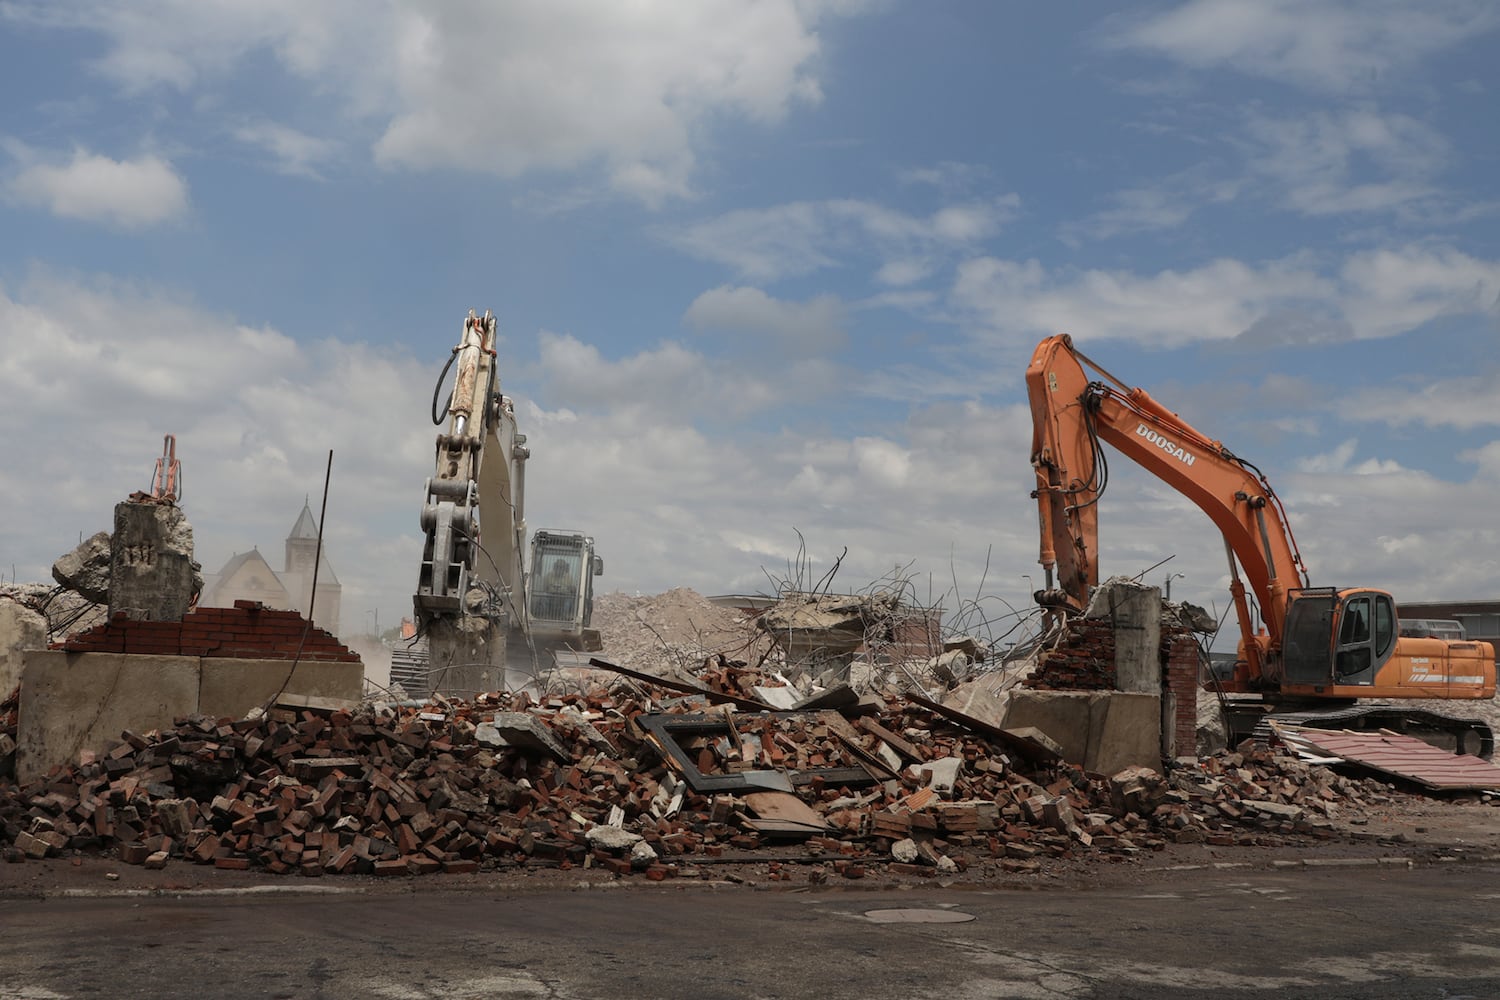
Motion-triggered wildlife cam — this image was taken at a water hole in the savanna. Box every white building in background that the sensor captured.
[199,500,343,636]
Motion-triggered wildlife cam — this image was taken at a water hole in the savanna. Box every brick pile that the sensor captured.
[52,601,360,663]
[0,664,1403,879]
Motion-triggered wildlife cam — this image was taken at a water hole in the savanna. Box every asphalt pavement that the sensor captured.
[3,861,1499,999]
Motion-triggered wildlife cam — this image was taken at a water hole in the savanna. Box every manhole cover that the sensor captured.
[863,908,976,924]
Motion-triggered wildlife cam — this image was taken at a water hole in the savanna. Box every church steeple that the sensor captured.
[285,498,320,573]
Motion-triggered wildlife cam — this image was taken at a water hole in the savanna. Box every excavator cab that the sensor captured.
[527,529,603,633]
[1281,588,1395,688]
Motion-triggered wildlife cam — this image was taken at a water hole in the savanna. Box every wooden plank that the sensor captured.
[587,657,774,712]
[744,791,828,826]
[818,711,898,779]
[856,717,924,763]
[906,693,1061,765]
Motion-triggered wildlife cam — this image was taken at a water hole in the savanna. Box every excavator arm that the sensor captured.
[1026,334,1310,681]
[411,310,604,698]
[413,310,531,695]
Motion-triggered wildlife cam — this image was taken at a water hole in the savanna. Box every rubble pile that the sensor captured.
[0,662,1405,880]
[591,589,767,684]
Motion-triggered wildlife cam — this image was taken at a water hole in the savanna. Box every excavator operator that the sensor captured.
[532,558,578,622]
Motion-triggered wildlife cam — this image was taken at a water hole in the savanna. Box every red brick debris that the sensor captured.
[0,658,1411,880]
[50,602,360,663]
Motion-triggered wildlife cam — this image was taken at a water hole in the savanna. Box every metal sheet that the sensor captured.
[1279,726,1500,791]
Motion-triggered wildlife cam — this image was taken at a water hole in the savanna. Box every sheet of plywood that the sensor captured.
[743,791,829,831]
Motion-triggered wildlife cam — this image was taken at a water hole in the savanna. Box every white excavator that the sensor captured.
[412,310,603,697]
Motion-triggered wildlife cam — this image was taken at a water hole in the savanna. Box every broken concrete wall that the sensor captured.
[16,651,362,782]
[16,602,364,782]
[1001,690,1162,774]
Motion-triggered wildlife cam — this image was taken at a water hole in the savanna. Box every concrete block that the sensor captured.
[198,658,362,720]
[52,531,112,603]
[17,650,200,783]
[1001,690,1162,775]
[914,756,962,794]
[480,713,571,761]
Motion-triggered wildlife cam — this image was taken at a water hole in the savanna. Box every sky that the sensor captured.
[1,0,1498,653]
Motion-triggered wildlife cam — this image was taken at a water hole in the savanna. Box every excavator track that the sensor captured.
[1242,704,1494,760]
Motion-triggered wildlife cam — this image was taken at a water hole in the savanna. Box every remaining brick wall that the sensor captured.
[1025,618,1117,689]
[53,600,359,663]
[1162,628,1200,756]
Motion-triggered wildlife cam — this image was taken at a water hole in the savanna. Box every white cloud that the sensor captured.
[1062,184,1201,243]
[1068,104,1458,243]
[0,274,435,632]
[1295,438,1403,475]
[232,121,340,178]
[874,259,932,287]
[0,272,1047,636]
[1105,0,1500,93]
[1240,106,1447,216]
[1339,246,1500,339]
[950,245,1500,349]
[2,0,857,203]
[663,195,1020,281]
[951,255,1334,348]
[1342,373,1500,431]
[851,437,911,489]
[5,147,188,228]
[684,286,846,357]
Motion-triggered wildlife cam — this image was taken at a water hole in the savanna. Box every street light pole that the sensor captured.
[1165,573,1185,600]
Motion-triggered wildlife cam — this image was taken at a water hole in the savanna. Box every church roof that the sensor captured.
[288,499,320,540]
[214,549,269,580]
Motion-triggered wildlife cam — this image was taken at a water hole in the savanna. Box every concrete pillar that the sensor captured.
[1090,579,1161,694]
[109,502,200,622]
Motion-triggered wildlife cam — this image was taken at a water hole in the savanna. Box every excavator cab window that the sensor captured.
[530,538,584,624]
[1374,597,1395,659]
[1283,591,1337,685]
[1334,595,1380,683]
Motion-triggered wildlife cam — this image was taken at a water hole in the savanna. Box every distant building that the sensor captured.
[1398,600,1500,663]
[199,500,342,636]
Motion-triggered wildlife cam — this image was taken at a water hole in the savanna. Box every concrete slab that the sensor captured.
[17,650,200,783]
[1001,690,1162,774]
[199,659,362,720]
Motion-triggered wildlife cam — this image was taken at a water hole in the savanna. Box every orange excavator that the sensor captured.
[1026,334,1495,756]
